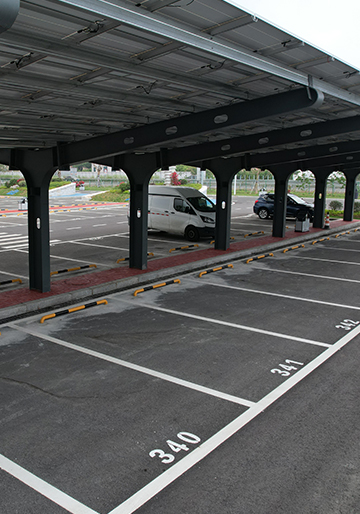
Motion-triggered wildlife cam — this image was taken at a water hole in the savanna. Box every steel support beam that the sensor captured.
[343,170,360,221]
[0,0,19,35]
[114,153,159,270]
[56,87,323,165]
[272,173,290,238]
[203,157,243,250]
[249,139,360,169]
[27,184,52,292]
[167,115,360,168]
[9,148,57,292]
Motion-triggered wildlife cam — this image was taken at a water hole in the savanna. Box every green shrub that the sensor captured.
[16,180,26,187]
[5,178,18,188]
[354,201,360,212]
[118,181,130,192]
[329,200,342,210]
[51,177,63,182]
[180,179,188,185]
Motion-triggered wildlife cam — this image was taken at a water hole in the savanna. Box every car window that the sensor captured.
[288,194,307,205]
[174,198,188,213]
[265,194,274,202]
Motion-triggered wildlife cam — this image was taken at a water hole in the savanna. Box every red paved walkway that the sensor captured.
[0,219,355,312]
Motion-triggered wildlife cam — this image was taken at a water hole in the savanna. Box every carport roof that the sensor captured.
[1,0,360,162]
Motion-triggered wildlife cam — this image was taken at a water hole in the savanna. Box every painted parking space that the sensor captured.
[0,325,245,513]
[204,260,360,308]
[16,300,324,403]
[1,228,360,513]
[130,278,359,345]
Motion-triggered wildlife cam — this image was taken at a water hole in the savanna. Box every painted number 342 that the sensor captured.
[335,319,359,331]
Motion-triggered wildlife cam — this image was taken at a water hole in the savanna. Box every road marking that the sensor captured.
[9,324,254,407]
[93,224,107,227]
[321,246,360,253]
[295,256,360,266]
[0,234,23,240]
[0,454,99,514]
[190,278,360,311]
[48,253,106,266]
[66,227,82,230]
[0,269,27,279]
[121,300,329,347]
[69,241,128,251]
[253,266,360,284]
[108,324,360,514]
[5,239,61,250]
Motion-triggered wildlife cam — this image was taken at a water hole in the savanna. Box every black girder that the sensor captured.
[248,139,360,168]
[166,115,360,167]
[56,87,323,166]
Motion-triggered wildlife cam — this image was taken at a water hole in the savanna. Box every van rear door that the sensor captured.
[148,194,172,231]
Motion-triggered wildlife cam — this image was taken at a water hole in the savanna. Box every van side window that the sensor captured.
[174,198,188,213]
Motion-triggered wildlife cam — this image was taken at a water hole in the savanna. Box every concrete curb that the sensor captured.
[1,221,359,323]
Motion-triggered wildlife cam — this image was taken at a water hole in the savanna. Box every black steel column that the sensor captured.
[204,157,243,251]
[128,181,149,269]
[118,153,159,270]
[215,179,232,250]
[27,184,51,292]
[313,170,330,228]
[343,170,359,221]
[272,175,289,238]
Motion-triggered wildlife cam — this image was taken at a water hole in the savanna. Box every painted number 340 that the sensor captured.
[335,319,359,331]
[149,432,200,464]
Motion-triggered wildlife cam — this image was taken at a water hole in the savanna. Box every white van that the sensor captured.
[132,185,215,241]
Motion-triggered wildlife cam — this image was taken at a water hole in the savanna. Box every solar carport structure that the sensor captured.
[1,0,360,292]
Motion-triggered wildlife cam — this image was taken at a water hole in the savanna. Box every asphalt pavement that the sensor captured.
[1,195,360,514]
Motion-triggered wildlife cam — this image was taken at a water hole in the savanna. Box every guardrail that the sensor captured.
[117,253,154,263]
[50,264,97,276]
[246,253,274,263]
[199,264,233,277]
[40,299,108,323]
[244,231,264,238]
[169,244,199,253]
[133,279,181,296]
[0,278,22,286]
[283,244,305,253]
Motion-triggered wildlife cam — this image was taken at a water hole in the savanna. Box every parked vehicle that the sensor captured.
[253,193,314,220]
[128,186,216,241]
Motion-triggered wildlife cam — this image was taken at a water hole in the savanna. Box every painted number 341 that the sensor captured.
[335,319,359,331]
[149,432,200,464]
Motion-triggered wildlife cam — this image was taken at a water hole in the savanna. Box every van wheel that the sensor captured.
[185,226,200,242]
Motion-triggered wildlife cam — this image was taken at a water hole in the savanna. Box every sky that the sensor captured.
[225,0,360,71]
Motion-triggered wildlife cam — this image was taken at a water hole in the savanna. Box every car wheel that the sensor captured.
[185,225,200,242]
[258,208,269,219]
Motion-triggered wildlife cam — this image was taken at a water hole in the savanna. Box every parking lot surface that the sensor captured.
[1,226,360,513]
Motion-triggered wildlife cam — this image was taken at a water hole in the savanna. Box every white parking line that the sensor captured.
[93,224,107,227]
[321,246,360,253]
[253,266,360,284]
[295,256,360,266]
[0,454,99,514]
[66,227,82,230]
[121,300,329,348]
[108,324,360,514]
[0,269,27,279]
[190,278,360,311]
[9,324,254,407]
[69,241,128,251]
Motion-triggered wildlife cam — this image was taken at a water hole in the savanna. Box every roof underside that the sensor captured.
[1,0,360,168]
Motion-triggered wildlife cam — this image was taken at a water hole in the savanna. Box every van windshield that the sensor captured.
[187,196,215,212]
